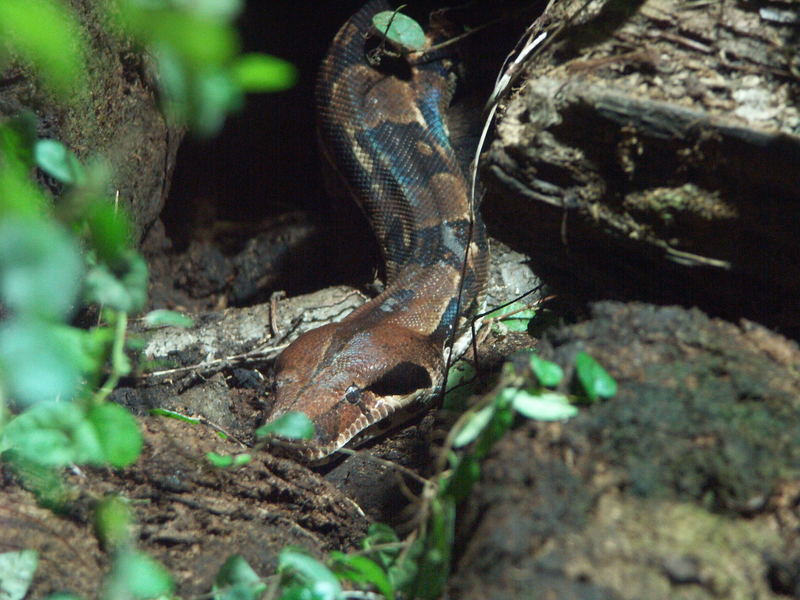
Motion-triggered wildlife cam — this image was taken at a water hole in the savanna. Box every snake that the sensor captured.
[266,0,488,462]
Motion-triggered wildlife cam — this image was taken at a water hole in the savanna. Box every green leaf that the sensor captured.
[84,251,148,312]
[277,548,341,600]
[54,323,112,378]
[231,53,297,92]
[149,408,201,424]
[0,0,87,98]
[0,451,68,509]
[0,318,84,405]
[0,218,83,319]
[2,401,103,466]
[207,452,234,468]
[485,301,537,333]
[232,454,251,466]
[452,404,494,448]
[143,309,194,328]
[255,412,314,440]
[575,351,617,401]
[87,403,142,467]
[84,201,132,267]
[34,139,86,186]
[372,11,426,51]
[207,452,251,469]
[107,549,174,599]
[0,550,38,600]
[151,42,189,123]
[411,496,454,600]
[95,495,133,549]
[361,523,401,569]
[213,554,266,600]
[331,553,394,600]
[193,70,242,137]
[180,0,243,20]
[443,360,476,411]
[472,401,514,460]
[0,112,37,168]
[0,160,49,217]
[442,454,480,503]
[528,354,563,387]
[511,390,577,421]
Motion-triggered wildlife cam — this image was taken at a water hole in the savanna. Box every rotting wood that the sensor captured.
[482,0,800,331]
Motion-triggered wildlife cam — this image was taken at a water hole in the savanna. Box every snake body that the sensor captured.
[268,0,488,461]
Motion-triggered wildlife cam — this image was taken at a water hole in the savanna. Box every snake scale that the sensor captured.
[267,0,488,462]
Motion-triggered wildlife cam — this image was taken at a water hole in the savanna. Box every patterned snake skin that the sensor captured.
[267,0,488,461]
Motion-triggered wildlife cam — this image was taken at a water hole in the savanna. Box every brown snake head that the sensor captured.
[269,317,443,462]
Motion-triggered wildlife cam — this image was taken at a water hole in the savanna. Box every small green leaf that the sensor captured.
[207,452,251,469]
[452,404,494,448]
[193,69,242,137]
[361,523,400,560]
[575,351,617,401]
[54,323,112,378]
[149,408,201,424]
[442,454,480,503]
[143,309,194,328]
[87,403,142,467]
[255,412,314,440]
[472,401,514,459]
[372,11,426,51]
[84,251,148,312]
[511,390,577,421]
[152,42,189,123]
[108,549,174,599]
[443,360,476,411]
[278,548,341,600]
[0,112,37,168]
[95,495,133,549]
[34,139,86,185]
[84,201,132,267]
[0,451,68,509]
[485,302,537,333]
[0,318,83,405]
[411,496,454,600]
[207,452,234,468]
[528,354,564,387]
[0,218,83,319]
[231,53,297,92]
[213,554,266,600]
[0,0,87,98]
[2,401,103,466]
[181,0,243,20]
[331,553,394,600]
[0,550,38,600]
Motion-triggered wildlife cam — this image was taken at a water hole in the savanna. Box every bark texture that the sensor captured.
[483,0,800,330]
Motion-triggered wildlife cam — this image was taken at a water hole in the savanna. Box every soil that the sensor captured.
[2,0,799,598]
[450,302,800,599]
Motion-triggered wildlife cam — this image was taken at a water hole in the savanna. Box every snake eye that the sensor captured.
[345,385,361,404]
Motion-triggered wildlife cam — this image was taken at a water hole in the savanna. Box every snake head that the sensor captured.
[266,319,443,462]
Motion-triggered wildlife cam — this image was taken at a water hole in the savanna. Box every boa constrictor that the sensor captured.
[267,0,488,462]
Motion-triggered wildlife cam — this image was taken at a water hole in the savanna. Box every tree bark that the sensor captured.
[483,0,800,331]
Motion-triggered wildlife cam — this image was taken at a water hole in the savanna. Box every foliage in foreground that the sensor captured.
[0,0,294,598]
